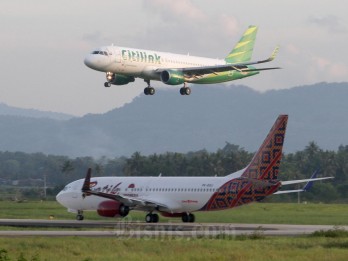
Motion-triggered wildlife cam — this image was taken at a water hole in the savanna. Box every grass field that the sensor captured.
[0,235,348,261]
[0,201,347,225]
[1,201,348,261]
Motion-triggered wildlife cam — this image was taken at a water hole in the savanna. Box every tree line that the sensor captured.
[0,142,347,202]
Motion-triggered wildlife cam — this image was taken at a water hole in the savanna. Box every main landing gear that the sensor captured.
[145,213,159,223]
[143,80,191,96]
[180,83,191,96]
[144,79,155,96]
[182,213,195,223]
[76,210,84,221]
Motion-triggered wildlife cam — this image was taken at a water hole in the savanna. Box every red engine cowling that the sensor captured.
[97,201,126,218]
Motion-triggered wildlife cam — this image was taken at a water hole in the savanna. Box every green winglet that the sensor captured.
[268,45,280,62]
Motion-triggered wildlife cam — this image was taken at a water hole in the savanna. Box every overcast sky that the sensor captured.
[0,0,347,116]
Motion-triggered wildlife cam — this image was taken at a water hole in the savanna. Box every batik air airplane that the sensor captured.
[83,25,280,95]
[56,115,332,222]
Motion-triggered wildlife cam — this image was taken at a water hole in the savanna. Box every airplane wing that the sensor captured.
[81,168,171,211]
[274,169,334,194]
[157,46,280,77]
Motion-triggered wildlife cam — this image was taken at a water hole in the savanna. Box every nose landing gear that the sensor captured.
[76,210,84,221]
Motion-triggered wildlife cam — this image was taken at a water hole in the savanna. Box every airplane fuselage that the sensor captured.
[83,26,279,95]
[56,170,246,214]
[56,115,291,222]
[83,46,258,85]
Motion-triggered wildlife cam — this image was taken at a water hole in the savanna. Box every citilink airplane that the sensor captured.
[56,115,332,222]
[83,25,280,95]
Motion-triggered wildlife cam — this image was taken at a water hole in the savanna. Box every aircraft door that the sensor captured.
[114,48,125,72]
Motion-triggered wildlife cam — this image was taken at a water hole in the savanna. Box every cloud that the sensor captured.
[285,43,300,55]
[310,55,348,80]
[219,14,239,37]
[138,0,240,57]
[144,0,206,21]
[82,31,113,45]
[307,15,346,33]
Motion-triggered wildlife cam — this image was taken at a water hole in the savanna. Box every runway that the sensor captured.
[0,219,346,237]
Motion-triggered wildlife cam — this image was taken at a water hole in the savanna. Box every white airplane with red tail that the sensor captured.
[56,115,332,222]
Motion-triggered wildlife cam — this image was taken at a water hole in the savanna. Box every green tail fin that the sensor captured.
[225,25,258,63]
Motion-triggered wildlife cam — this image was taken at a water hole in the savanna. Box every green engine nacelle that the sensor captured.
[110,74,135,85]
[160,70,185,85]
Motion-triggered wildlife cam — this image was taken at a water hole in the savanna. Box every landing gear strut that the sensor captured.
[144,79,155,95]
[182,213,195,223]
[76,210,84,221]
[145,213,159,223]
[180,83,191,95]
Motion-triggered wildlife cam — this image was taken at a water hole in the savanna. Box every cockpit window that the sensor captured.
[91,51,109,56]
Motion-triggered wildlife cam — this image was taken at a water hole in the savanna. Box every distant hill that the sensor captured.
[0,82,347,157]
[0,102,74,120]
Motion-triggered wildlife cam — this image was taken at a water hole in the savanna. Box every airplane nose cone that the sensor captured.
[84,53,111,71]
[56,191,64,205]
[84,56,93,69]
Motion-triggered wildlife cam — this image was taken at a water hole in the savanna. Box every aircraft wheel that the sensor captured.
[184,87,191,95]
[182,213,189,223]
[148,87,155,95]
[120,205,130,217]
[104,82,111,87]
[180,87,191,95]
[188,213,195,223]
[145,213,159,223]
[144,87,155,95]
[152,213,159,223]
[145,213,152,223]
[76,214,84,221]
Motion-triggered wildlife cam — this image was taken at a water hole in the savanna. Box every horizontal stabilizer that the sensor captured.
[275,169,333,194]
[281,177,334,186]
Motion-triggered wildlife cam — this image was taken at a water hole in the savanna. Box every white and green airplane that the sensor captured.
[84,25,280,95]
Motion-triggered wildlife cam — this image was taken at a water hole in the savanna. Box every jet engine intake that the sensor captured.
[160,70,185,85]
[97,201,129,218]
